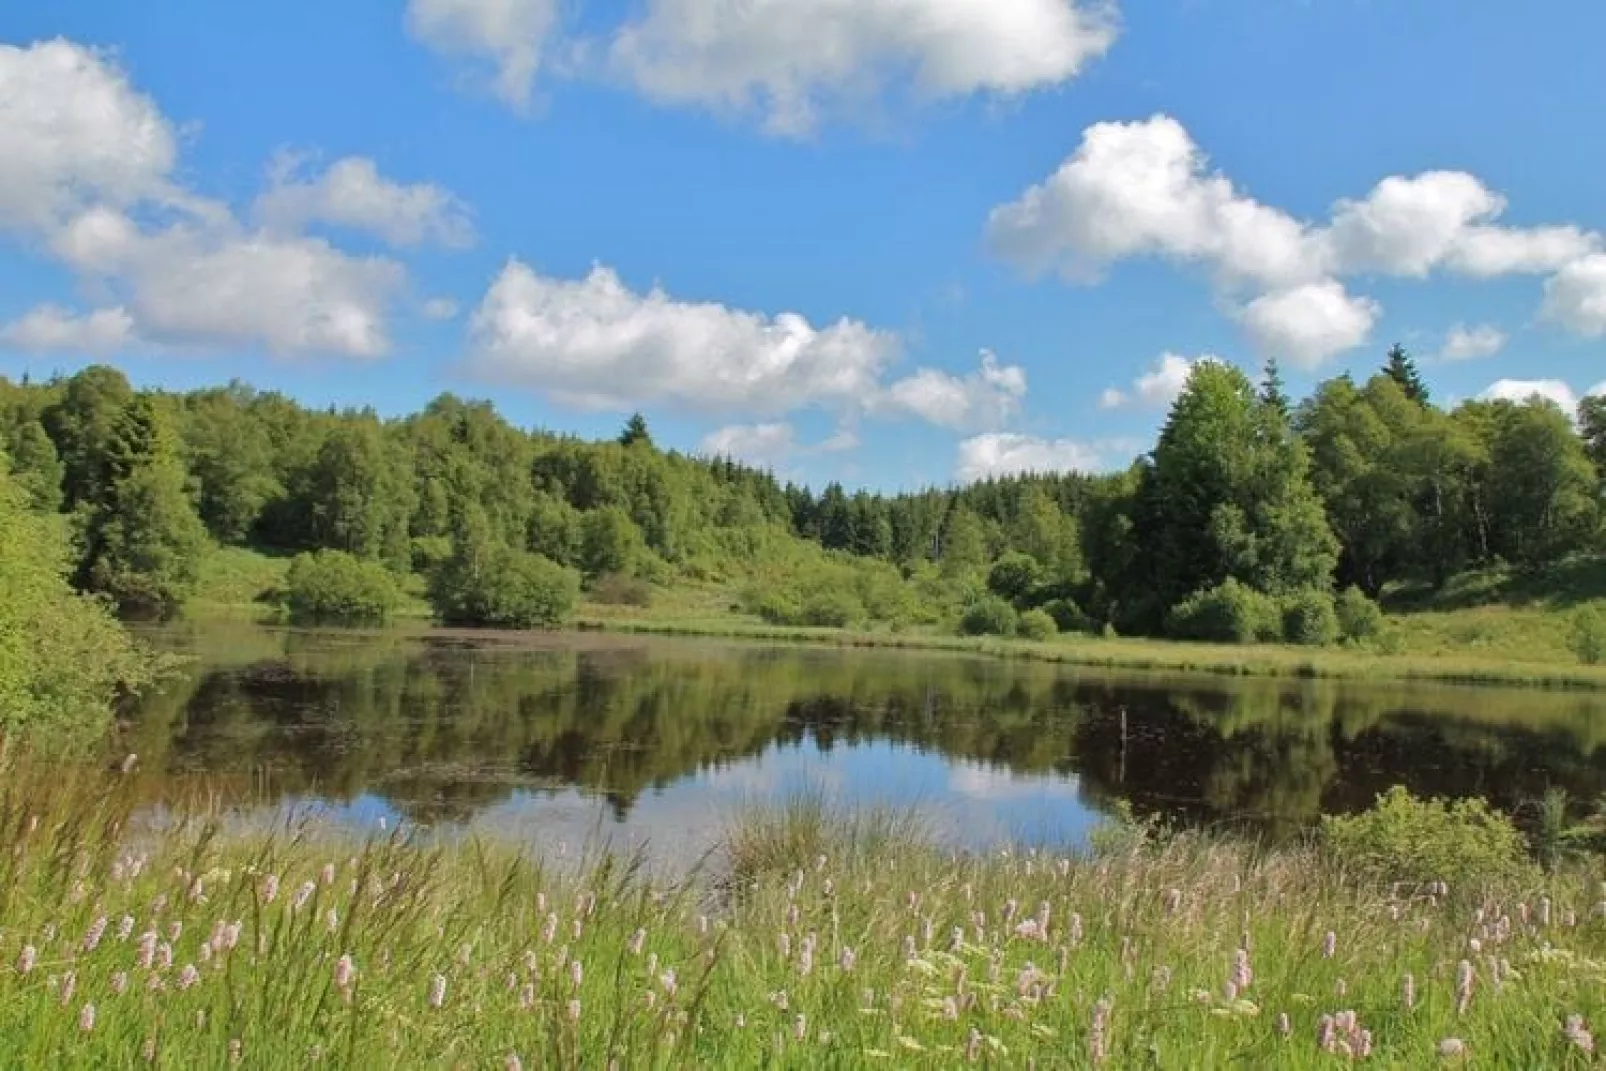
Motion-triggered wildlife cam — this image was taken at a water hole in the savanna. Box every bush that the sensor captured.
[1321,786,1534,890]
[958,594,1019,637]
[1165,579,1280,644]
[1334,586,1385,644]
[752,590,802,626]
[434,547,580,629]
[588,571,653,608]
[1280,588,1339,646]
[986,552,1045,607]
[1040,597,1093,635]
[285,550,401,625]
[1567,604,1606,665]
[1017,608,1058,642]
[799,590,863,629]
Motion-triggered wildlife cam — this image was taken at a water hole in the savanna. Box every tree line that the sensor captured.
[1,347,1602,644]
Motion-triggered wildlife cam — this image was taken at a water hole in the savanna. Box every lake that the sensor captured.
[121,624,1606,862]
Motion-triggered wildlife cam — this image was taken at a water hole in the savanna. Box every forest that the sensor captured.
[2,345,1604,664]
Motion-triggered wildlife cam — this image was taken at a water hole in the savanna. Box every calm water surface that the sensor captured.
[122,624,1606,861]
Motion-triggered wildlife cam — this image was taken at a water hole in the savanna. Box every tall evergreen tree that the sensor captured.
[618,413,653,448]
[1382,344,1430,405]
[1258,358,1290,417]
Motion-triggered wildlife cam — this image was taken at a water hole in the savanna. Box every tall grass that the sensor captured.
[4,756,1605,1067]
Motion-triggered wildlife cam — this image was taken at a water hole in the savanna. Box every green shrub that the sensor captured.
[433,547,579,629]
[1165,579,1280,644]
[588,571,653,608]
[1280,588,1339,646]
[1334,586,1385,644]
[958,594,1019,637]
[752,590,802,626]
[986,552,1045,607]
[285,550,401,625]
[1567,604,1606,665]
[799,590,863,629]
[1322,786,1534,889]
[1040,597,1093,635]
[1017,608,1058,642]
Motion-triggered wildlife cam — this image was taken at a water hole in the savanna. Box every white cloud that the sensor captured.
[1,304,134,354]
[405,0,559,109]
[1479,378,1579,413]
[1540,254,1606,337]
[878,350,1026,430]
[987,114,1606,359]
[1098,351,1207,410]
[464,259,898,413]
[1439,323,1506,362]
[985,115,1319,289]
[0,39,436,360]
[0,38,179,232]
[608,0,1117,136]
[1239,281,1379,369]
[699,422,797,467]
[422,297,461,320]
[955,432,1113,481]
[1324,172,1595,278]
[255,154,474,248]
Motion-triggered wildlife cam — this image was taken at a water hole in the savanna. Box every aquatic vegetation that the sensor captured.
[2,763,1605,1067]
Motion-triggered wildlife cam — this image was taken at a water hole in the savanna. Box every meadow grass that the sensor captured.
[4,756,1606,1068]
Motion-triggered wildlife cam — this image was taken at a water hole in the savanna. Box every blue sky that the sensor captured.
[2,0,1604,491]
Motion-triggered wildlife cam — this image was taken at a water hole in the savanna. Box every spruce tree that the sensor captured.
[1382,344,1430,405]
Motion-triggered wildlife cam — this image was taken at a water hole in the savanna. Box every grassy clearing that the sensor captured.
[3,759,1606,1068]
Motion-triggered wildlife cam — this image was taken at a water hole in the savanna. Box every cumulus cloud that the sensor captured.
[405,0,559,108]
[1098,352,1208,410]
[1,304,134,354]
[464,259,898,413]
[0,38,179,232]
[955,432,1115,481]
[1540,254,1606,337]
[607,0,1117,136]
[1239,281,1379,369]
[1439,323,1506,362]
[0,39,463,359]
[255,154,475,248]
[699,422,798,467]
[878,350,1026,430]
[987,113,1605,362]
[985,115,1319,289]
[1479,378,1581,413]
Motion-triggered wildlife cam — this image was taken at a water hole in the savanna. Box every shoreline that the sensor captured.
[571,612,1606,692]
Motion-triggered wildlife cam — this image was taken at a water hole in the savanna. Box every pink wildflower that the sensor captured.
[79,1003,96,1033]
[429,974,447,1009]
[16,946,36,975]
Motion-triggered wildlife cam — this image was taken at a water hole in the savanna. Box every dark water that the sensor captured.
[121,624,1606,858]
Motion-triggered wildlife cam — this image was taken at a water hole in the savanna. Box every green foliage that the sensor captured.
[284,550,402,625]
[1280,588,1339,646]
[958,594,1019,637]
[1322,785,1533,889]
[1041,596,1093,635]
[434,545,579,629]
[0,451,152,744]
[1132,362,1338,629]
[1017,607,1058,642]
[1166,579,1281,644]
[1567,604,1606,666]
[1335,586,1386,643]
[578,505,644,580]
[987,551,1045,606]
[1382,343,1430,405]
[799,590,864,629]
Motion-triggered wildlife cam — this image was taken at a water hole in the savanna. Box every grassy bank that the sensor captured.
[2,762,1604,1068]
[183,546,1606,691]
[574,613,1606,691]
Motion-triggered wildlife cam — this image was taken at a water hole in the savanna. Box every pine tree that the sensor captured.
[1258,358,1290,417]
[618,413,653,448]
[1382,344,1430,405]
